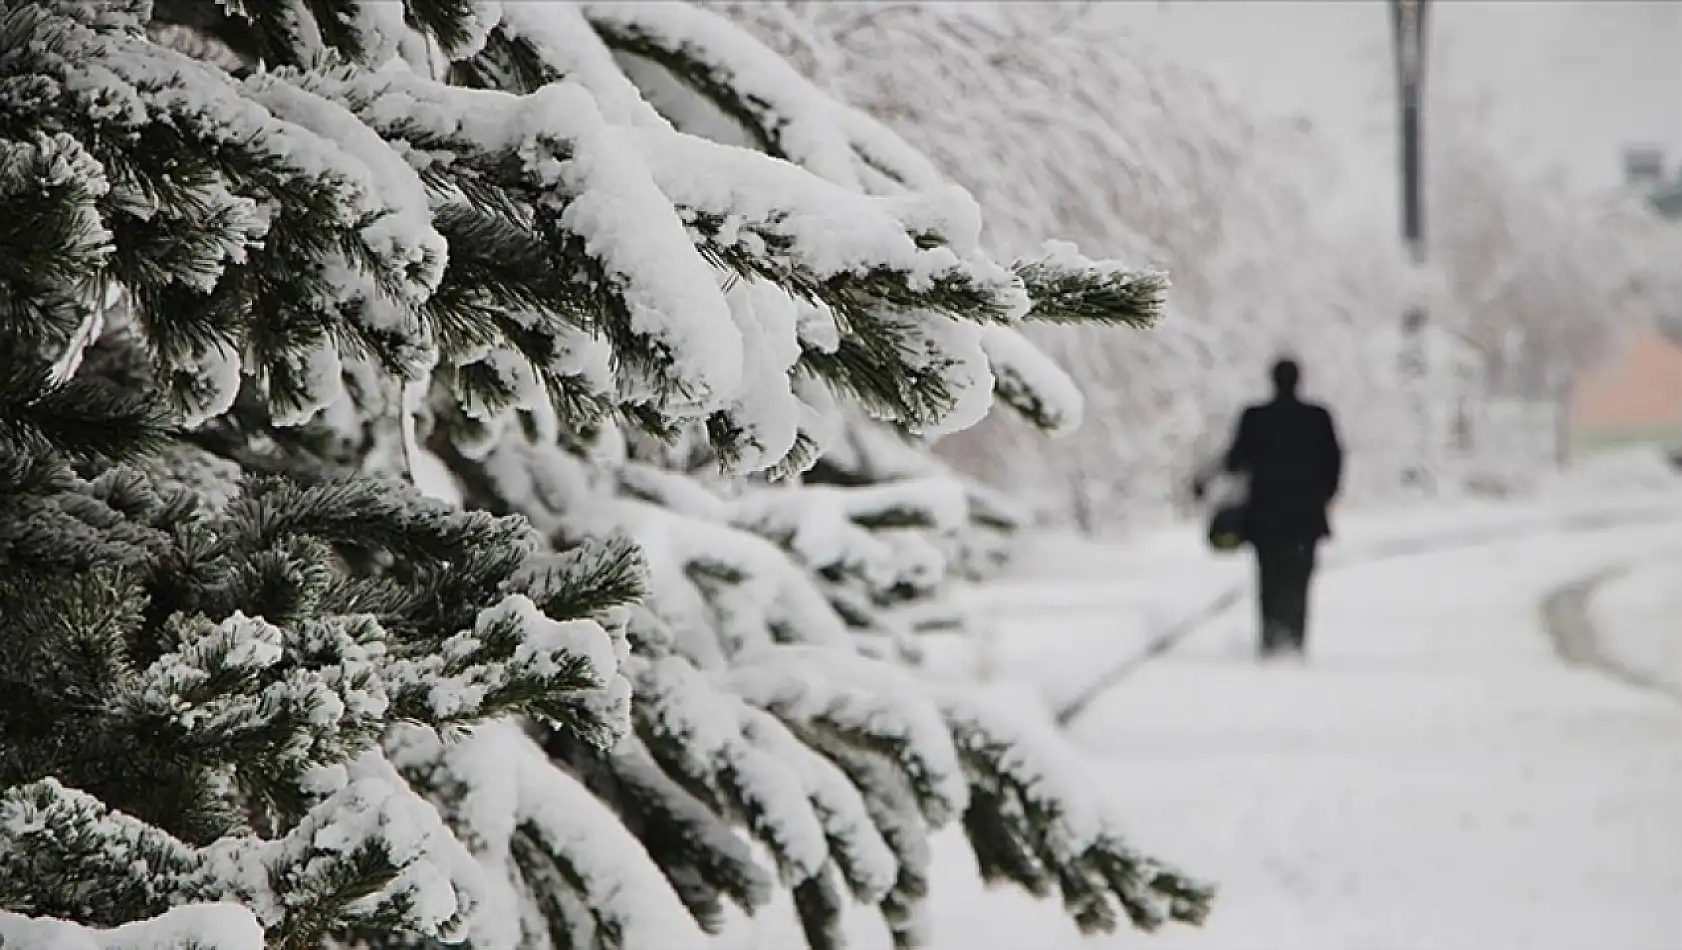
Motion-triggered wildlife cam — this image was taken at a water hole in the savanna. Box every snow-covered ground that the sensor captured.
[928,520,1682,950]
[1592,556,1682,697]
[952,449,1682,713]
[726,453,1682,949]
[909,456,1682,950]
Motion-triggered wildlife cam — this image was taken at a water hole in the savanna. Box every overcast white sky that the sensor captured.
[1095,0,1682,234]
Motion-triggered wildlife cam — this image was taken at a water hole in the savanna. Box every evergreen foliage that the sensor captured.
[0,1,1213,947]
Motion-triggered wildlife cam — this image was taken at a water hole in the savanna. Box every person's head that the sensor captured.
[1269,357,1301,398]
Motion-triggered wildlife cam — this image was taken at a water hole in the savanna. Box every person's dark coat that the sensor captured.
[1222,395,1343,543]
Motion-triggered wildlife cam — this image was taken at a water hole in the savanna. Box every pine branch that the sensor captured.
[584,10,783,157]
[507,534,650,622]
[383,593,625,739]
[289,65,715,425]
[541,729,775,933]
[631,656,831,888]
[304,63,1015,440]
[0,130,111,343]
[0,770,467,946]
[729,648,969,831]
[10,6,442,425]
[222,476,537,573]
[148,0,320,71]
[792,867,848,950]
[0,455,173,578]
[0,779,209,927]
[763,430,824,483]
[799,324,961,433]
[943,700,1216,937]
[396,0,484,60]
[449,24,555,94]
[1014,243,1168,328]
[796,724,935,950]
[0,452,636,940]
[0,355,172,464]
[990,357,1068,434]
[684,210,1016,326]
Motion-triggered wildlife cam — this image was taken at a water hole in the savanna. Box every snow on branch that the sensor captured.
[12,4,442,427]
[728,645,969,828]
[581,0,867,188]
[510,728,709,949]
[980,324,1086,436]
[0,773,484,947]
[286,56,1027,452]
[631,655,832,887]
[576,2,1159,441]
[384,720,706,950]
[544,730,777,932]
[382,593,632,746]
[0,454,662,946]
[726,475,968,600]
[1014,240,1168,329]
[470,3,675,131]
[0,904,263,950]
[940,689,1216,935]
[291,62,745,419]
[626,127,1026,326]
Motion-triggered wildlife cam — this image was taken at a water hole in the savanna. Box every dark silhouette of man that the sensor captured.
[1206,358,1343,658]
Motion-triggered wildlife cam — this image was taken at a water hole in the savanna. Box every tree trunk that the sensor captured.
[1069,470,1098,538]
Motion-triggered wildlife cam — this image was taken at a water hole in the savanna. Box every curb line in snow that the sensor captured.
[1541,566,1682,705]
[1053,500,1682,727]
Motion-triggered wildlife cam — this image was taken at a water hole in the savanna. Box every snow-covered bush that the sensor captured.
[0,2,1210,948]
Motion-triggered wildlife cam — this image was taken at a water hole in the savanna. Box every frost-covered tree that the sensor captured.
[0,2,1211,949]
[715,0,1441,527]
[1430,98,1682,401]
[1414,96,1682,482]
[721,1,1682,521]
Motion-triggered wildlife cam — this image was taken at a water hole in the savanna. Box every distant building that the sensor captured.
[1565,148,1682,456]
[1569,331,1682,454]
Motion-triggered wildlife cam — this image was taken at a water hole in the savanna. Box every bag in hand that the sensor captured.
[1193,469,1248,553]
[1207,502,1247,552]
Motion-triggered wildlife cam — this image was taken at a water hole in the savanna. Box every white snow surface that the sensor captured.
[1591,554,1682,696]
[977,323,1085,435]
[581,0,871,190]
[721,466,1682,949]
[0,904,263,950]
[494,3,675,131]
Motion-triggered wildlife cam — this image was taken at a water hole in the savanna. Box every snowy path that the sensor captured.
[1052,500,1682,725]
[1587,555,1682,698]
[927,519,1682,950]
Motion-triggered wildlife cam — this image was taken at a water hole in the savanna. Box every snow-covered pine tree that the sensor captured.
[0,1,1213,948]
[0,32,640,950]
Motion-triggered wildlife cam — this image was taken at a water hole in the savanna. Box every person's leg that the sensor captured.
[1254,544,1284,657]
[1284,541,1318,653]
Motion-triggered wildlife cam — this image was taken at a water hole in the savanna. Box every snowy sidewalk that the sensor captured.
[952,481,1682,715]
[924,517,1682,950]
[1588,555,1682,698]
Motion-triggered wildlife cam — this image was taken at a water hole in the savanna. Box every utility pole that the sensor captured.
[1391,0,1433,491]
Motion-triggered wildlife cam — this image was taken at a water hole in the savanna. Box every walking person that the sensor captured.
[1196,358,1343,659]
